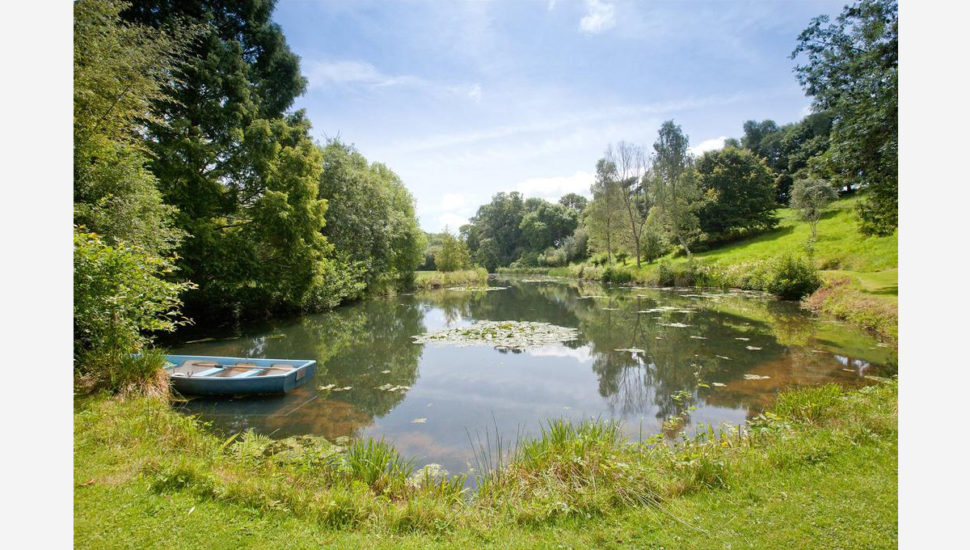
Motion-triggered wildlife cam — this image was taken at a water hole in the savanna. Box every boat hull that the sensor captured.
[164,355,316,396]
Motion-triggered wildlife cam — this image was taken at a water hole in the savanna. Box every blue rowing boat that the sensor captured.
[163,355,316,396]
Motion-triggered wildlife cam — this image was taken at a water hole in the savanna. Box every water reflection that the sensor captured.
[171,276,897,477]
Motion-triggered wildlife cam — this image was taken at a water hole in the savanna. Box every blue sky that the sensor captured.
[272,0,847,232]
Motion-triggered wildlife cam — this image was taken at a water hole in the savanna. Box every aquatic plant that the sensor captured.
[413,320,580,351]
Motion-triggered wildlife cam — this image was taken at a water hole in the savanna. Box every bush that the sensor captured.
[765,253,821,300]
[656,260,675,287]
[74,228,194,392]
[602,265,633,284]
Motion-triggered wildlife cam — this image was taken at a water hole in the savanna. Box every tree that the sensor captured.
[606,142,650,267]
[73,0,196,390]
[119,0,343,319]
[789,178,838,242]
[465,192,527,270]
[318,141,423,291]
[519,201,579,252]
[435,232,472,272]
[649,121,703,257]
[695,147,778,240]
[74,0,191,255]
[584,159,626,264]
[792,0,897,235]
[559,193,589,212]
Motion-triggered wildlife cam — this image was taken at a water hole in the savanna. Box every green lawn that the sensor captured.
[75,381,897,548]
[686,197,897,273]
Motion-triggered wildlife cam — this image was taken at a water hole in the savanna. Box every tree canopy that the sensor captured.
[695,147,778,240]
[792,0,897,235]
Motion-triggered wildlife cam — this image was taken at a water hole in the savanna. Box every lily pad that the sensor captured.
[735,337,750,341]
[615,348,646,353]
[411,418,427,424]
[743,374,770,380]
[711,382,726,387]
[689,335,707,340]
[660,322,691,328]
[413,320,580,351]
[745,346,762,351]
[715,355,732,360]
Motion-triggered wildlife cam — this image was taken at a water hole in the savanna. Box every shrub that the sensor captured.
[602,265,633,284]
[765,253,821,300]
[656,260,675,287]
[74,228,194,393]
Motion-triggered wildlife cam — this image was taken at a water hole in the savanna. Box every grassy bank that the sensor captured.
[500,198,897,340]
[76,379,897,547]
[413,268,489,290]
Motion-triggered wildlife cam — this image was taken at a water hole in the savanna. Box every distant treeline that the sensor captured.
[450,0,896,271]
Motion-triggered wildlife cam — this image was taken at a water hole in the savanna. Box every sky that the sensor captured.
[272,0,847,232]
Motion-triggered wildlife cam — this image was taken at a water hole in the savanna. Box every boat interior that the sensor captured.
[168,359,298,378]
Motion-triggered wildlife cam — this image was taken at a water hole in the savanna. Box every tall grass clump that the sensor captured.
[344,438,414,491]
[477,419,663,524]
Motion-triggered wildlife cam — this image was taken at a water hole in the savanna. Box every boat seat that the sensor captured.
[194,367,225,377]
[168,360,223,377]
[233,369,262,378]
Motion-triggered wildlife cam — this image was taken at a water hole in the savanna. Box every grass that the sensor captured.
[508,197,897,341]
[75,379,897,547]
[413,268,489,290]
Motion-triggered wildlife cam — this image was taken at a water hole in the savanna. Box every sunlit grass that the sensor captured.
[76,380,896,546]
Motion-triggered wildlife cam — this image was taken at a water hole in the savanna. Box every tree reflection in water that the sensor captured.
[171,276,897,466]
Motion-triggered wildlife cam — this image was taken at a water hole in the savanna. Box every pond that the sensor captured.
[169,276,897,481]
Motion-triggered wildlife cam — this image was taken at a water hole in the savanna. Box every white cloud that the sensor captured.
[688,136,728,157]
[305,60,481,102]
[547,0,558,11]
[515,171,595,202]
[579,0,616,35]
[437,213,469,233]
[440,193,469,211]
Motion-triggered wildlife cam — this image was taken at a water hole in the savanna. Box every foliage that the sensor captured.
[649,121,704,257]
[584,158,628,264]
[695,146,779,240]
[119,0,340,320]
[558,193,589,212]
[413,268,489,290]
[519,201,579,252]
[640,209,668,263]
[73,0,191,256]
[740,113,834,204]
[463,192,527,270]
[789,178,839,241]
[763,254,822,300]
[74,228,194,391]
[434,232,473,272]
[319,141,424,291]
[73,0,197,392]
[793,0,898,235]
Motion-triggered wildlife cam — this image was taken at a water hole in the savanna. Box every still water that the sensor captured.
[170,276,896,478]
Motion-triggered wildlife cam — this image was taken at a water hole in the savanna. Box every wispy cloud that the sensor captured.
[580,0,616,35]
[381,91,780,156]
[305,60,482,102]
